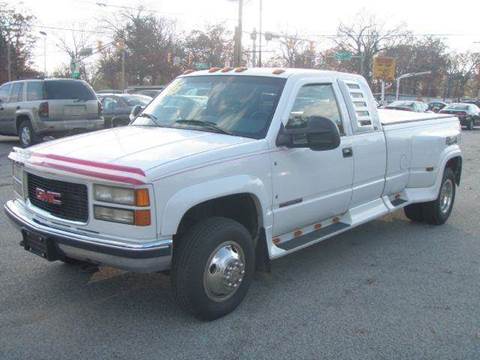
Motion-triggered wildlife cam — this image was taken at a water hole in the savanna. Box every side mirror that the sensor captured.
[130,105,144,121]
[276,116,341,151]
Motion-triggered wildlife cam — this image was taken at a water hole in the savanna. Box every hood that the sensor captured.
[29,126,256,173]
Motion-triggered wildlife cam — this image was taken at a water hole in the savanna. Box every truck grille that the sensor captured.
[27,173,89,222]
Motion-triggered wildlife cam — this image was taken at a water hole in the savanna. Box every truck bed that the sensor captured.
[378,109,452,125]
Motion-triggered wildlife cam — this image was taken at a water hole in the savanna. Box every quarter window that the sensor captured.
[27,81,44,101]
[0,84,11,103]
[287,84,345,135]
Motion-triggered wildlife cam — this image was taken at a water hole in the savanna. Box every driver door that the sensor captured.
[271,80,354,236]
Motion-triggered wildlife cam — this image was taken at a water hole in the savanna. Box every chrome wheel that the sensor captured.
[439,178,453,214]
[20,125,31,146]
[203,241,245,302]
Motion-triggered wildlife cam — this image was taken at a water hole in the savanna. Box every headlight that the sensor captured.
[94,206,134,225]
[94,206,151,226]
[94,185,149,206]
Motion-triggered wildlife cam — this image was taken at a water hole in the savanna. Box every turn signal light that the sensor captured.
[135,189,150,207]
[135,210,151,226]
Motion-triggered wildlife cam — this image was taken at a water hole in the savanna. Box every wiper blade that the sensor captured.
[138,112,160,123]
[173,119,232,135]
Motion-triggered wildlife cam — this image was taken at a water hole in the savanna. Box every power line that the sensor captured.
[31,24,111,35]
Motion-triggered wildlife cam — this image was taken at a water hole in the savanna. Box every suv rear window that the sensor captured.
[44,80,96,100]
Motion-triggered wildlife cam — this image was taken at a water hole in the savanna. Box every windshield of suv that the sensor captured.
[132,75,286,139]
[45,80,96,101]
[122,94,151,106]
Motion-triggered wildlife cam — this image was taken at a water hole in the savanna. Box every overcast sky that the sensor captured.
[12,0,480,73]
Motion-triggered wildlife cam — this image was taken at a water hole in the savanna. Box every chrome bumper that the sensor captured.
[4,200,172,273]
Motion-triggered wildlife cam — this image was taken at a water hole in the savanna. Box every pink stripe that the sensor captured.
[32,153,146,176]
[33,161,145,185]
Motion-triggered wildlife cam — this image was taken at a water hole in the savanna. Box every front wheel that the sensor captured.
[171,217,255,320]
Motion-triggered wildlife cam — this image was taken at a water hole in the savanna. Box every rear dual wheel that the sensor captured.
[404,167,456,225]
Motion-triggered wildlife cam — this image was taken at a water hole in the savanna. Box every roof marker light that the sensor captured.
[272,68,286,75]
[234,67,248,72]
[183,69,195,75]
[208,67,222,73]
[221,67,233,72]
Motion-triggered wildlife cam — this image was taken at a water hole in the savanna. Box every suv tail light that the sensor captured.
[98,101,103,116]
[38,102,49,118]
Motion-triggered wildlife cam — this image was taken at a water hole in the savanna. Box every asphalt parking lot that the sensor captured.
[0,131,479,360]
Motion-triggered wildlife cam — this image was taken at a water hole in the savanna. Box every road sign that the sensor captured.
[334,51,352,61]
[373,57,396,82]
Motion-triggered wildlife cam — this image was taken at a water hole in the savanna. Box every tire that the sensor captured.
[171,217,255,320]
[18,120,37,148]
[422,168,456,225]
[404,203,424,222]
[467,119,474,130]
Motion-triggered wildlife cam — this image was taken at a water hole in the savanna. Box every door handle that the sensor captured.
[342,147,353,158]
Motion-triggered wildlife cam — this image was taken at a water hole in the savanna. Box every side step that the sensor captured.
[390,198,407,207]
[276,222,350,251]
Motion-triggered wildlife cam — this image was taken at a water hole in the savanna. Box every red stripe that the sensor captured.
[33,161,145,185]
[32,153,146,176]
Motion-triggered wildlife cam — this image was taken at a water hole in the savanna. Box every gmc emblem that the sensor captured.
[35,187,62,205]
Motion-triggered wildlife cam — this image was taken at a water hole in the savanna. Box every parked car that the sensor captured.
[385,100,429,112]
[98,93,152,128]
[126,85,165,98]
[428,101,448,113]
[462,99,480,108]
[5,68,462,320]
[0,78,103,147]
[440,103,480,130]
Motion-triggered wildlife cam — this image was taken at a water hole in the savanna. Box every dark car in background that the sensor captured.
[0,78,103,147]
[440,103,480,130]
[385,100,429,112]
[98,93,152,128]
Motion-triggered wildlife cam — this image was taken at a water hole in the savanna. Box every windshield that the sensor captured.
[446,104,469,111]
[122,95,151,106]
[132,75,286,139]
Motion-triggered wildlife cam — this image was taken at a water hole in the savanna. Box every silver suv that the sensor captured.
[0,79,104,147]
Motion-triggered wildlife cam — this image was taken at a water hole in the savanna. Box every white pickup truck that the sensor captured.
[5,68,462,320]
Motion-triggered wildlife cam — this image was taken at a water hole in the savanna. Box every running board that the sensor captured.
[390,198,407,207]
[276,222,350,251]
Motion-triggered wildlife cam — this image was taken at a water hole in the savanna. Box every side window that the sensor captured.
[103,96,119,112]
[286,84,345,136]
[0,83,11,103]
[27,81,44,101]
[9,82,24,102]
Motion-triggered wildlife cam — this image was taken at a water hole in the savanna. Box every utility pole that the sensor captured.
[7,40,11,81]
[39,31,47,76]
[251,29,257,67]
[232,0,244,67]
[258,0,263,67]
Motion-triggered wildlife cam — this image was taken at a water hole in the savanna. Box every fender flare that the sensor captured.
[160,175,272,236]
[15,111,34,133]
[433,146,462,195]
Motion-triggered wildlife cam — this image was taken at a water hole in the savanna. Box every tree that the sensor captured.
[444,52,480,99]
[183,24,233,69]
[278,34,317,68]
[0,3,38,83]
[333,11,409,85]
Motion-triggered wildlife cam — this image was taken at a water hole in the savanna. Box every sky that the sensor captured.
[9,0,480,74]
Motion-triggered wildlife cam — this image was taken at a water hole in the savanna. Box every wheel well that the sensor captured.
[175,194,261,241]
[16,115,31,135]
[446,156,462,185]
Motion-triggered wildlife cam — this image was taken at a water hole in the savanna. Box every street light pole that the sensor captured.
[39,31,47,76]
[258,0,263,67]
[396,71,432,100]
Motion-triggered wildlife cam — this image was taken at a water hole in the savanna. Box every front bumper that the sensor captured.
[4,200,172,273]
